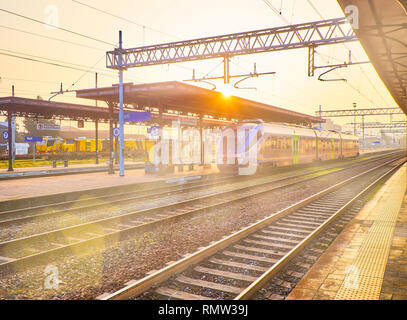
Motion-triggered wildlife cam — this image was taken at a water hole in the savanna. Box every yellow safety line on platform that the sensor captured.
[335,165,407,300]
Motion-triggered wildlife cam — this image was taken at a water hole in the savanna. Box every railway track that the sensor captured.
[98,155,405,300]
[0,151,402,275]
[0,150,399,228]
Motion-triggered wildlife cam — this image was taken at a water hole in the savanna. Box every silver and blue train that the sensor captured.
[217,120,360,174]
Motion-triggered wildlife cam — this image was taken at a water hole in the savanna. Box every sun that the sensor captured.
[218,84,233,98]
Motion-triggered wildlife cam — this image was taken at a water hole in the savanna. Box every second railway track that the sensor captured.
[0,151,402,275]
[98,155,405,300]
[0,150,399,228]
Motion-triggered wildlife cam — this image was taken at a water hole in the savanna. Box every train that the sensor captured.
[34,136,155,160]
[217,120,360,174]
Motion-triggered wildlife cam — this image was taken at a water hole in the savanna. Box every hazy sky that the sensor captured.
[0,0,404,134]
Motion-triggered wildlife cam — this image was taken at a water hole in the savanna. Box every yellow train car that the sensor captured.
[74,138,103,152]
[36,136,155,160]
[36,137,65,153]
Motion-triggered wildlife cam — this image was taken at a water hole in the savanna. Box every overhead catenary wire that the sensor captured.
[0,77,63,85]
[0,8,115,46]
[0,48,107,71]
[259,0,381,107]
[0,25,106,52]
[0,50,144,84]
[305,0,390,106]
[0,48,132,81]
[0,4,217,90]
[262,0,291,24]
[66,51,111,91]
[71,0,181,41]
[69,1,215,78]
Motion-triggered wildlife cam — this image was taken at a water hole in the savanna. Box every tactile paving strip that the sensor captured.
[335,166,406,300]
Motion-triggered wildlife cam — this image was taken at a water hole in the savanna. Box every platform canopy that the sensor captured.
[337,0,407,114]
[76,81,323,125]
[0,96,118,121]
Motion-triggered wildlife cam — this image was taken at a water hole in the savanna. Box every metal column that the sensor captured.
[353,102,357,136]
[7,111,13,172]
[95,119,99,164]
[11,85,15,164]
[95,73,99,165]
[223,56,230,84]
[362,115,365,149]
[118,30,125,177]
[308,46,315,77]
[108,103,114,174]
[115,121,119,165]
[200,115,204,165]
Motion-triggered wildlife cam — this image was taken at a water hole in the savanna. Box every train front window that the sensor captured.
[243,125,262,153]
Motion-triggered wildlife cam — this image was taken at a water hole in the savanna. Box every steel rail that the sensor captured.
[0,173,233,223]
[0,150,399,227]
[235,159,405,299]
[99,155,405,300]
[0,153,401,273]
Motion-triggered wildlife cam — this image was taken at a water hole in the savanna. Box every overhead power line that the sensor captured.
[306,0,324,19]
[262,0,290,24]
[0,25,105,51]
[259,0,380,106]
[306,0,390,106]
[71,0,180,40]
[0,77,62,85]
[0,48,109,73]
[0,8,115,46]
[0,50,144,84]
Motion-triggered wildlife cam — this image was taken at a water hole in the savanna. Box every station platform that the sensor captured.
[360,148,397,155]
[287,163,407,300]
[0,161,144,180]
[0,164,219,202]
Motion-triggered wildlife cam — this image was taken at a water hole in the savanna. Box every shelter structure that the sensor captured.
[0,96,121,171]
[337,0,407,114]
[76,81,323,172]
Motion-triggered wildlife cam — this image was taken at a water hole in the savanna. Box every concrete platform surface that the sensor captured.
[287,163,407,300]
[0,161,144,179]
[0,165,219,202]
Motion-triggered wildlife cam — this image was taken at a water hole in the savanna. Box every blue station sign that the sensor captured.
[25,136,43,142]
[124,111,151,122]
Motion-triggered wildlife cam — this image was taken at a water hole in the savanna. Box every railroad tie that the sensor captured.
[176,275,243,294]
[156,287,214,300]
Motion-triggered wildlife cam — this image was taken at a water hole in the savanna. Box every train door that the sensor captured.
[86,140,91,152]
[330,138,334,159]
[293,134,299,164]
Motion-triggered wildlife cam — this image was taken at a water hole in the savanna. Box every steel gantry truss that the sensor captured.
[316,105,405,147]
[380,129,406,134]
[317,107,403,117]
[106,18,357,69]
[346,121,407,129]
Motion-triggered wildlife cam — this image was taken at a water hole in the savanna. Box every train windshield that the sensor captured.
[240,123,263,153]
